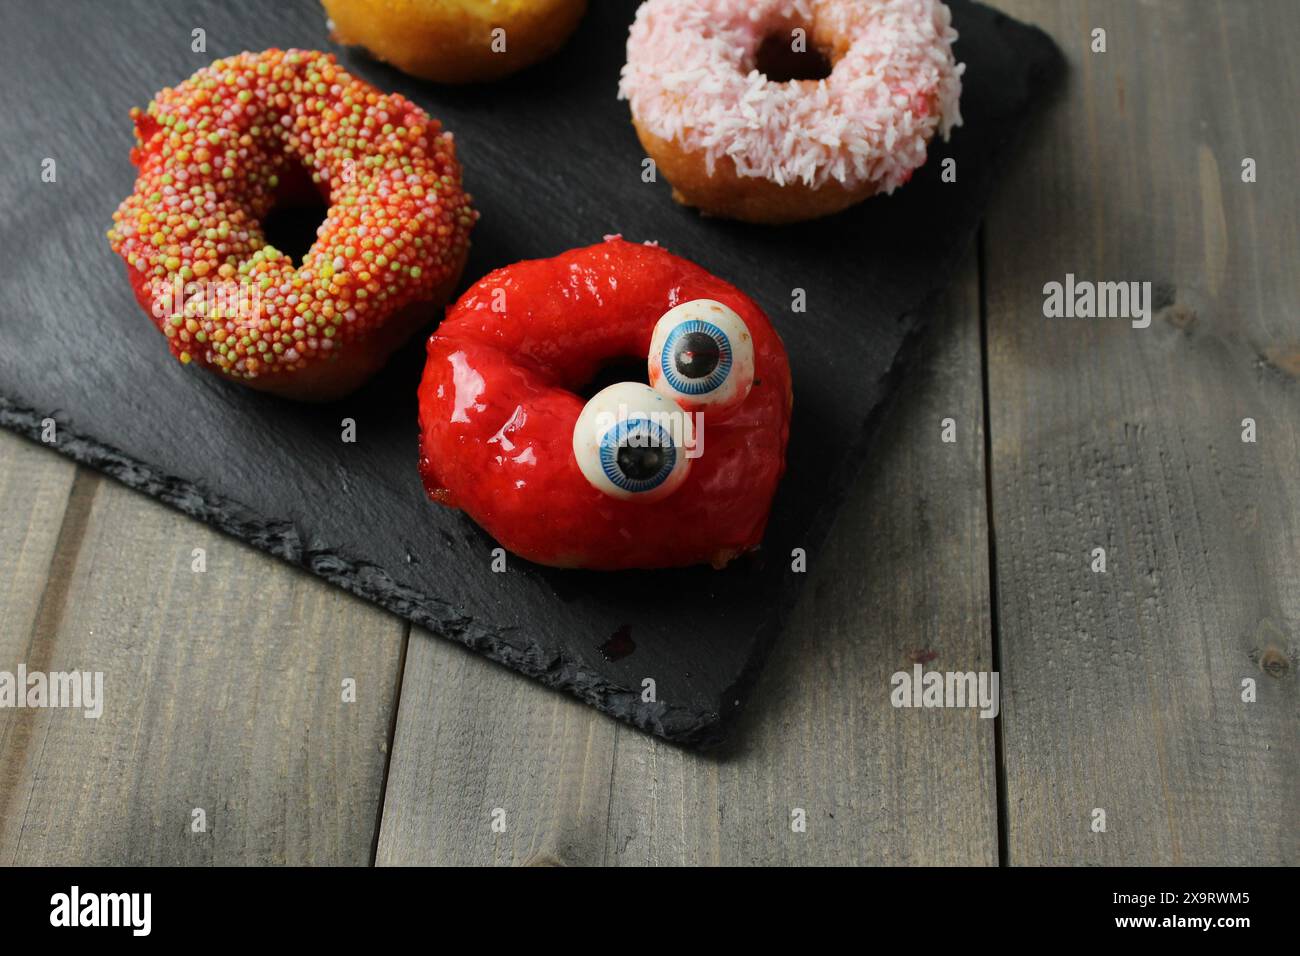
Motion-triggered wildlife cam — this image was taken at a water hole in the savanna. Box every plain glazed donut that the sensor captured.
[417,237,793,571]
[322,0,589,84]
[619,0,964,224]
[108,49,477,401]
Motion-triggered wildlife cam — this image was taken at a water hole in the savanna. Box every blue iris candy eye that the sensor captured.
[660,320,733,396]
[599,418,678,493]
[572,382,694,502]
[648,299,755,419]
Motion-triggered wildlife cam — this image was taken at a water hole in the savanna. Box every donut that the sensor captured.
[417,237,793,570]
[322,0,589,84]
[107,49,477,401]
[618,0,964,224]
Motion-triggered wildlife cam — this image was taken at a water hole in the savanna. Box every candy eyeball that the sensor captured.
[573,382,694,502]
[648,298,755,419]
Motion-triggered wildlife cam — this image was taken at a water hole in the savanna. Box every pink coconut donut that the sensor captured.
[619,0,964,223]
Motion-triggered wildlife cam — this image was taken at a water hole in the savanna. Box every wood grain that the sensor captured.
[986,0,1299,864]
[0,454,406,865]
[377,258,998,865]
[0,430,78,852]
[0,431,76,654]
[375,630,616,866]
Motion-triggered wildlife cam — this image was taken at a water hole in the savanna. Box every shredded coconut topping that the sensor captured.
[619,0,964,192]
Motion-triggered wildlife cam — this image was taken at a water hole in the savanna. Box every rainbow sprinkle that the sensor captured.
[108,49,477,381]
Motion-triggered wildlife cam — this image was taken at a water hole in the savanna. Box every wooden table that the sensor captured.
[1,0,1295,866]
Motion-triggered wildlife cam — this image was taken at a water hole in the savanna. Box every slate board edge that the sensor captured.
[0,394,736,744]
[0,8,1065,750]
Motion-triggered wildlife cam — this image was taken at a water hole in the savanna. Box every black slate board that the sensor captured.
[0,0,1060,746]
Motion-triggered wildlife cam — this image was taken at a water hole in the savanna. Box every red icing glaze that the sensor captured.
[417,237,793,571]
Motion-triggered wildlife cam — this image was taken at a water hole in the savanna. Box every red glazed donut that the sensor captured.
[107,49,477,401]
[417,237,793,570]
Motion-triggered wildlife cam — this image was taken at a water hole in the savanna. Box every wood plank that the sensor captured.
[985,0,1299,864]
[0,431,78,851]
[377,257,996,866]
[375,631,617,866]
[0,474,407,865]
[0,431,77,652]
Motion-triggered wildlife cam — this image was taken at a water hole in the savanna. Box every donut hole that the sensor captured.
[260,157,329,266]
[755,30,833,82]
[262,203,327,266]
[577,356,650,401]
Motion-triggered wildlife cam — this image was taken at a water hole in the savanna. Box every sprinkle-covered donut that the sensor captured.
[619,0,964,223]
[108,49,477,401]
[417,237,793,571]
